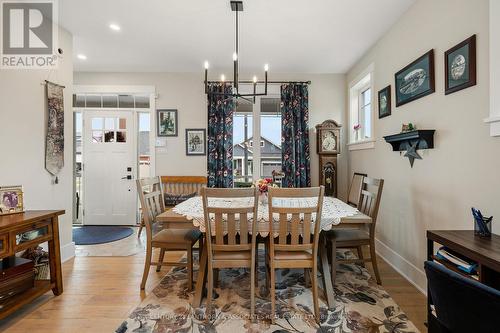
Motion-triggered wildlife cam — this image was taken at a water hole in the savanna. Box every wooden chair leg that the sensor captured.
[264,241,270,294]
[198,237,203,261]
[206,264,214,321]
[330,239,337,285]
[270,265,276,323]
[369,240,382,285]
[137,220,144,238]
[156,248,166,272]
[304,268,310,287]
[357,246,365,267]
[250,256,256,321]
[141,246,152,290]
[311,264,320,323]
[187,246,193,291]
[214,269,219,288]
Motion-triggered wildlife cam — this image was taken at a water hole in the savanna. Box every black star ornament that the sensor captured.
[404,141,422,167]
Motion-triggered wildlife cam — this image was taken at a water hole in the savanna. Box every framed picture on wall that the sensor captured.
[378,85,391,118]
[395,49,435,107]
[157,109,178,137]
[185,129,206,156]
[445,35,476,95]
[0,185,24,215]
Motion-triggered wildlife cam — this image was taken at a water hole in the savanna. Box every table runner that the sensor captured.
[172,196,359,237]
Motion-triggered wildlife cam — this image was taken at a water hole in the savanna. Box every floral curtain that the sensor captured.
[281,83,311,188]
[207,83,235,188]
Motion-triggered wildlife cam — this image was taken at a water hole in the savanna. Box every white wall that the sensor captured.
[0,28,74,261]
[73,72,349,198]
[346,0,492,292]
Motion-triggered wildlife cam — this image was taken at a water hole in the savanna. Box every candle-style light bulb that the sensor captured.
[221,74,226,82]
[233,52,238,61]
[204,61,209,69]
[264,64,269,72]
[253,76,257,83]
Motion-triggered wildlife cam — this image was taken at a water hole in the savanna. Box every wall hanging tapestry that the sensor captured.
[45,81,65,182]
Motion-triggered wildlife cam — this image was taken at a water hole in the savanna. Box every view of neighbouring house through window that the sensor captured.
[233,97,282,186]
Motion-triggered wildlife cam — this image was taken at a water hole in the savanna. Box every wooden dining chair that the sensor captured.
[326,177,384,285]
[201,187,259,320]
[266,186,325,323]
[137,177,202,290]
[347,172,367,207]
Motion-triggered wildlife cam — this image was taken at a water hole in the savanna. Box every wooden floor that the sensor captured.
[0,248,427,332]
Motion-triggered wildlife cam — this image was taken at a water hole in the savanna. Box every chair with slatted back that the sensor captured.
[347,172,367,207]
[326,177,384,285]
[265,186,325,323]
[137,177,202,290]
[201,187,259,320]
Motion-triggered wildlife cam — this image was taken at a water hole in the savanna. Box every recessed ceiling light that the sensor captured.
[109,23,121,31]
[77,54,87,60]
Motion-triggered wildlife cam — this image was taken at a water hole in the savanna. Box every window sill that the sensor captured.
[347,139,375,151]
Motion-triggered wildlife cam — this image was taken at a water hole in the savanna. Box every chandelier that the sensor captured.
[204,1,269,102]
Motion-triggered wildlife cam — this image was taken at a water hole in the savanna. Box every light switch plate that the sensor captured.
[155,137,167,147]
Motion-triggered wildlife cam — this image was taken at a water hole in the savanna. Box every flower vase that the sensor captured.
[259,193,268,205]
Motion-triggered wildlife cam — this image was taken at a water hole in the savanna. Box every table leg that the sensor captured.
[49,215,63,295]
[193,234,208,307]
[319,233,335,308]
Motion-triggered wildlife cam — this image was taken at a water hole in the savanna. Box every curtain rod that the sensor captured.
[207,80,311,84]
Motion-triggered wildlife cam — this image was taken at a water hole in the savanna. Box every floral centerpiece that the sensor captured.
[254,178,277,204]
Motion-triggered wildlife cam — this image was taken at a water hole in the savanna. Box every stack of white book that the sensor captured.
[435,247,478,275]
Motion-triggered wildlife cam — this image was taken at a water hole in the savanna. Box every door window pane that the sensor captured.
[105,118,116,130]
[91,118,103,130]
[119,118,127,130]
[104,131,115,142]
[92,131,103,143]
[117,131,127,143]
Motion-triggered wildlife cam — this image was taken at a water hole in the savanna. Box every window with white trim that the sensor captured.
[349,66,374,147]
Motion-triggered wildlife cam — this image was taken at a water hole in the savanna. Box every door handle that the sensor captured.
[121,175,133,180]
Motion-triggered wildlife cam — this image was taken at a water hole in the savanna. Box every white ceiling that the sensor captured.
[60,0,415,73]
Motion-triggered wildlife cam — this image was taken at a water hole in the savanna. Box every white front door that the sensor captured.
[83,110,137,225]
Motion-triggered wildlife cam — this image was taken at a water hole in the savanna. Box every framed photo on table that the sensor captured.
[0,186,24,215]
[445,35,476,95]
[395,49,435,107]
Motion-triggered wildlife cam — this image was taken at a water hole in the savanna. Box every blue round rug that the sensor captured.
[73,226,134,245]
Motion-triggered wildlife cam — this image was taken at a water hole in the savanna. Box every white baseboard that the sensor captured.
[61,241,76,262]
[375,237,427,295]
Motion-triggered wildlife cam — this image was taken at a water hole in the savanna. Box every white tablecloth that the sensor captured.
[172,196,359,237]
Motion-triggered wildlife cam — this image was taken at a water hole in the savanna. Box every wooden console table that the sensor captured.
[0,210,65,319]
[427,230,500,332]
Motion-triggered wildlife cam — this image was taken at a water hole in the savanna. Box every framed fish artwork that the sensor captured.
[395,49,435,107]
[445,35,476,95]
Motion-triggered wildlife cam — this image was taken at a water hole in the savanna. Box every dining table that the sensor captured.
[156,196,372,308]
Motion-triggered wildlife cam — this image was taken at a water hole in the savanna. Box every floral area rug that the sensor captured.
[116,250,419,333]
